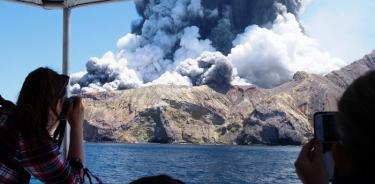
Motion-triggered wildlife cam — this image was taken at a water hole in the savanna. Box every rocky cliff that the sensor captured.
[82,51,375,145]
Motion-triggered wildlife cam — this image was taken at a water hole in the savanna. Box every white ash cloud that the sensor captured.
[228,12,345,88]
[174,26,215,63]
[70,0,344,94]
[71,52,143,93]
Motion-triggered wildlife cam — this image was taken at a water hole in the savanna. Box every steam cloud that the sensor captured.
[70,0,345,93]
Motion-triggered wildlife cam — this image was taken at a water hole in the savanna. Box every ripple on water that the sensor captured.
[31,144,301,184]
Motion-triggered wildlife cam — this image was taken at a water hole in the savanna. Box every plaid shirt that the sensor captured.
[0,126,82,184]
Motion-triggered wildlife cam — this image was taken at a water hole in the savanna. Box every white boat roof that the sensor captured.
[7,0,126,8]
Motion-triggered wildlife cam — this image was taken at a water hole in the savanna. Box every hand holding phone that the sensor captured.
[295,139,328,184]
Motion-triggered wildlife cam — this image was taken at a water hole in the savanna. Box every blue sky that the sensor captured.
[0,1,139,101]
[1,0,375,102]
[300,0,375,63]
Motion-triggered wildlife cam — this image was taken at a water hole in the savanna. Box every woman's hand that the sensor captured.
[295,139,328,184]
[67,96,85,166]
[67,96,84,128]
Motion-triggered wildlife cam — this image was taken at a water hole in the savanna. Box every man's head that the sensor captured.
[336,70,375,175]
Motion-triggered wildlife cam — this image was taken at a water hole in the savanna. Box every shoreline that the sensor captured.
[83,141,302,147]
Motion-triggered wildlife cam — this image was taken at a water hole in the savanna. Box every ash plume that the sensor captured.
[133,0,303,55]
[71,0,344,93]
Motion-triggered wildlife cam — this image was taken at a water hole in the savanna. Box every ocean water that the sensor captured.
[31,143,302,184]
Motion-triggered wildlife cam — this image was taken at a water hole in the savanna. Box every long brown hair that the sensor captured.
[11,67,69,136]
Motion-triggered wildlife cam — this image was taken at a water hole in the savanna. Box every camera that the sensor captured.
[54,97,74,147]
[59,97,72,120]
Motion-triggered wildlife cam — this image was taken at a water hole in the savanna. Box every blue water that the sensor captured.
[31,143,301,184]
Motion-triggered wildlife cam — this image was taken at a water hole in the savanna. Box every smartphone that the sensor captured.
[314,112,337,182]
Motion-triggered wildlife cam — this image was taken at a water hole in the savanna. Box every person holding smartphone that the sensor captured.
[0,67,85,183]
[295,71,375,184]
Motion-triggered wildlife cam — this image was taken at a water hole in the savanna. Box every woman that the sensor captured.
[295,71,375,184]
[0,67,84,183]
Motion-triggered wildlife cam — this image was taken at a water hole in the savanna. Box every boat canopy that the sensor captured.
[6,0,125,8]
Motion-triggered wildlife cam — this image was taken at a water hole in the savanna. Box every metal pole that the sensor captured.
[62,7,71,159]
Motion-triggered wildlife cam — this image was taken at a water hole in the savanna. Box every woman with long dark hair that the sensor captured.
[0,67,85,183]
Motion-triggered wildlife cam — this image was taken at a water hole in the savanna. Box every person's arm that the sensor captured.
[19,134,81,183]
[67,97,85,164]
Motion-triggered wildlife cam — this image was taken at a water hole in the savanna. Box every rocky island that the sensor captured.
[82,51,375,145]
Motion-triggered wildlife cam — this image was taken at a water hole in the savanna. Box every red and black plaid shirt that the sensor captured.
[0,125,82,184]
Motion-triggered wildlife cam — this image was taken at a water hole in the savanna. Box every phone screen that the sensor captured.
[314,112,337,182]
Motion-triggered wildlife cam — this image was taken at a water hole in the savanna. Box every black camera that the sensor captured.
[54,97,74,148]
[59,98,71,120]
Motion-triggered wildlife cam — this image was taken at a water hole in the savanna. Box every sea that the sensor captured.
[31,143,302,184]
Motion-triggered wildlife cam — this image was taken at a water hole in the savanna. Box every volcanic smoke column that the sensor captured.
[133,0,303,55]
[70,0,344,94]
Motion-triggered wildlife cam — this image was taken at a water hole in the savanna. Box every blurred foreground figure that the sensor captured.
[295,71,375,184]
[130,174,184,184]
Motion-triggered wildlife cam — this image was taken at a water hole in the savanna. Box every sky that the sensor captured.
[0,0,139,101]
[300,0,375,63]
[0,0,375,102]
